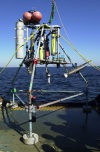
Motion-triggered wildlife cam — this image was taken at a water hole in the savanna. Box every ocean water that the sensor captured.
[0,66,100,104]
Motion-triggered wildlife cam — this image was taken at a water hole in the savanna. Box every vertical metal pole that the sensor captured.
[85,82,88,106]
[79,72,88,105]
[13,93,15,105]
[28,26,44,137]
[26,27,29,58]
[57,27,60,59]
[28,63,36,137]
[30,29,35,58]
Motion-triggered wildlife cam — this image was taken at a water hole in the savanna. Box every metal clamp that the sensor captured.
[25,104,37,113]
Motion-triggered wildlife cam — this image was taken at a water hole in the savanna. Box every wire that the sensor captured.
[0,44,23,74]
[54,0,72,43]
[60,34,100,71]
[0,24,50,75]
[54,1,100,72]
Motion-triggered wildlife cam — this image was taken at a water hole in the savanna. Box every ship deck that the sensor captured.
[0,105,100,152]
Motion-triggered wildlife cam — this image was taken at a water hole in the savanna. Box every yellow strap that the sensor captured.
[60,34,100,72]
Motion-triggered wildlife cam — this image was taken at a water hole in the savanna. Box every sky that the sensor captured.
[0,0,100,67]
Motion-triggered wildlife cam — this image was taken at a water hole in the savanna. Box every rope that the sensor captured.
[54,0,72,43]
[54,1,100,72]
[60,34,100,71]
[0,24,50,75]
[0,44,24,74]
[12,56,26,88]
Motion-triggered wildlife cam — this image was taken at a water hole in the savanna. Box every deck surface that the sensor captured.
[0,106,100,152]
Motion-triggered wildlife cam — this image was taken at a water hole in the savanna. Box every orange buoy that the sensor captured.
[32,11,42,23]
[23,12,32,23]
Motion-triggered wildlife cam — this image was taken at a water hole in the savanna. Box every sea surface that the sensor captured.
[0,66,100,104]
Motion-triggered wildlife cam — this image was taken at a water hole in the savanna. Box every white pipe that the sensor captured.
[39,92,84,108]
[28,26,44,137]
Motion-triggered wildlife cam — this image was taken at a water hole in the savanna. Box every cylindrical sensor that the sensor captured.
[51,33,56,56]
[16,20,24,59]
[39,46,44,60]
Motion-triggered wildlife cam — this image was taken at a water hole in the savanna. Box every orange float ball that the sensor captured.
[23,12,32,23]
[32,11,42,22]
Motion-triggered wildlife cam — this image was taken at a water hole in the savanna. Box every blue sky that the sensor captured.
[0,0,100,67]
